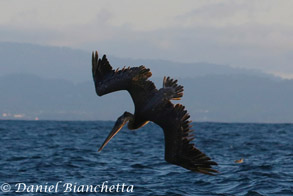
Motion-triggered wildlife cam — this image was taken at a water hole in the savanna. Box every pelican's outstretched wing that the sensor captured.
[92,51,158,107]
[150,102,218,175]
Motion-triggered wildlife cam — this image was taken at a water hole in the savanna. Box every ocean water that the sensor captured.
[0,120,292,196]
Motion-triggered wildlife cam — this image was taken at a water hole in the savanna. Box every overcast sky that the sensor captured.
[1,0,293,78]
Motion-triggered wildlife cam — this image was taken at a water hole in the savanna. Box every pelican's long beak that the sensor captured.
[98,122,123,152]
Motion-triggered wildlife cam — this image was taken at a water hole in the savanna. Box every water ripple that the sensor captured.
[0,121,292,195]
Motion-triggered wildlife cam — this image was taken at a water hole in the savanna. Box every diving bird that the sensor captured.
[92,51,218,175]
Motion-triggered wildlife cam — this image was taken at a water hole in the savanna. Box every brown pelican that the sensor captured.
[92,51,218,175]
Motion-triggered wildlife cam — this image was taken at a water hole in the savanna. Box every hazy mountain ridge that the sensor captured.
[0,42,292,122]
[1,73,292,123]
[0,42,273,82]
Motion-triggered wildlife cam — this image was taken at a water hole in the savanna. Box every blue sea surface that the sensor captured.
[0,120,292,195]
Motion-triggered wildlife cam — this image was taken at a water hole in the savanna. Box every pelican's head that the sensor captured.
[98,112,133,152]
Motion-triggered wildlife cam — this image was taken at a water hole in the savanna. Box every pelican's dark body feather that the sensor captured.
[92,51,218,175]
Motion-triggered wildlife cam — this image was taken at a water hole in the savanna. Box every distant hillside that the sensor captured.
[0,42,270,82]
[0,42,90,82]
[1,42,292,122]
[1,74,292,123]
